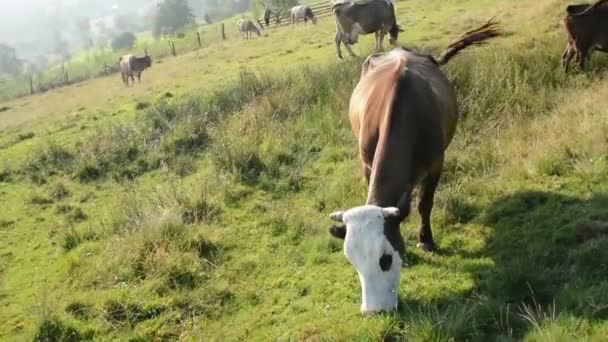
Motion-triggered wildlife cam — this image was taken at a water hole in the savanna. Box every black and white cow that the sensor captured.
[291,5,317,27]
[119,51,152,87]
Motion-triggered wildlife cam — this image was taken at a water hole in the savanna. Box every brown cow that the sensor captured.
[327,20,500,315]
[562,0,608,72]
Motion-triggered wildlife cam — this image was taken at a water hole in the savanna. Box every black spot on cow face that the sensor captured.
[379,253,392,271]
[329,225,346,240]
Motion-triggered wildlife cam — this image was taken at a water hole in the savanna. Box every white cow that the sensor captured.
[237,19,261,40]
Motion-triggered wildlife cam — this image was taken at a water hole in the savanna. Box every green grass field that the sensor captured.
[2,0,608,340]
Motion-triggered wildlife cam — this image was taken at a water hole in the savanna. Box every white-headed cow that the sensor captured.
[328,20,500,315]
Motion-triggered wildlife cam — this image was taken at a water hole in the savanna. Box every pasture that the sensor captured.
[1,0,608,340]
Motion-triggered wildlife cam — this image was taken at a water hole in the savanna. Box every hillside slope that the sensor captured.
[1,0,608,340]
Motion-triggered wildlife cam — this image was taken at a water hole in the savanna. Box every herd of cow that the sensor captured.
[114,0,608,315]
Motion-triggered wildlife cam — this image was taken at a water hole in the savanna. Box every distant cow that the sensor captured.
[332,0,403,59]
[264,7,273,27]
[327,20,500,315]
[237,19,261,39]
[119,51,152,87]
[562,0,608,71]
[291,5,317,27]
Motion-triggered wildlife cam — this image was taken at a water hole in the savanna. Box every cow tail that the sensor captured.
[436,18,501,66]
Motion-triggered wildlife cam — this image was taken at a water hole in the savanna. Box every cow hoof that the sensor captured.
[416,242,437,252]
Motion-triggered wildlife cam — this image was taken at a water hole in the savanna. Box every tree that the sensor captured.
[0,43,22,76]
[268,0,298,13]
[153,0,195,38]
[250,0,261,20]
[111,32,138,51]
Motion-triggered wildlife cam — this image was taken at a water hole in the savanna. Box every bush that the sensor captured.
[111,32,138,51]
[50,182,70,200]
[23,144,74,184]
[34,318,93,341]
[153,0,195,38]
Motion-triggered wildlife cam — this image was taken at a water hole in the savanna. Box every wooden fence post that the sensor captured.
[168,41,177,56]
[197,32,202,48]
[221,23,226,40]
[29,76,34,94]
[60,64,69,83]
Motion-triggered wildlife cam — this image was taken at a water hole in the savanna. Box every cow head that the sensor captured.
[329,205,403,315]
[143,50,152,68]
[389,24,404,46]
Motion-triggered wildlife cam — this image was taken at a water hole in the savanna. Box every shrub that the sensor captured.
[111,32,137,51]
[34,318,93,341]
[50,182,70,200]
[23,144,74,184]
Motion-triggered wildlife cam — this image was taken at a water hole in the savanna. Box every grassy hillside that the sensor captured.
[1,0,608,340]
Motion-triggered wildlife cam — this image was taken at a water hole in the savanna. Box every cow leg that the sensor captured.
[417,163,443,252]
[375,31,386,52]
[137,73,141,83]
[345,43,357,57]
[374,32,380,51]
[578,48,588,71]
[130,74,135,85]
[561,43,574,72]
[335,32,344,59]
[379,32,386,51]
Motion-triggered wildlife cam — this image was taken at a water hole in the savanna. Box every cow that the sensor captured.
[264,7,273,27]
[119,51,152,87]
[327,20,500,315]
[332,0,404,59]
[237,19,261,40]
[562,0,608,72]
[291,5,317,27]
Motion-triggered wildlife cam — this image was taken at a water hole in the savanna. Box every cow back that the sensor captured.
[334,0,396,35]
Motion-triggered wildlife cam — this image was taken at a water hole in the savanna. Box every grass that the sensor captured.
[2,0,608,340]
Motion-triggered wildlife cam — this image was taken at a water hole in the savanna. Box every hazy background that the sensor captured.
[0,0,227,60]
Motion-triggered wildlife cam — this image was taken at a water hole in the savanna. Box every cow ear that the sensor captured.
[382,207,400,218]
[329,225,347,240]
[330,211,344,222]
[361,53,383,77]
